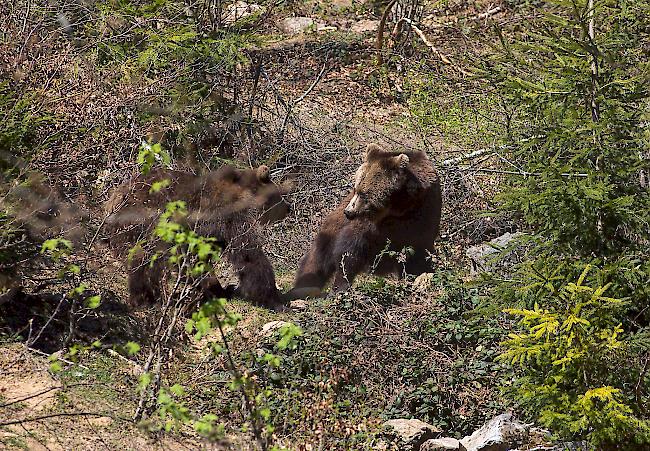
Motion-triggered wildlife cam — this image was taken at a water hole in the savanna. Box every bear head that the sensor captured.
[215,165,291,224]
[344,144,424,221]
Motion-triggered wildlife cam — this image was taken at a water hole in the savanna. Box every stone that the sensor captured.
[383,418,440,450]
[460,413,527,451]
[222,1,264,25]
[278,17,316,34]
[260,320,288,337]
[290,298,308,310]
[276,17,335,34]
[350,19,380,33]
[465,232,524,275]
[413,272,435,291]
[422,437,465,450]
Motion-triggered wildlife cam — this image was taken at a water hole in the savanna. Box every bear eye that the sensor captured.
[356,191,367,200]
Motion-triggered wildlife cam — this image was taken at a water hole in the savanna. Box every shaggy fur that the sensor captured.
[287,143,441,298]
[105,165,290,310]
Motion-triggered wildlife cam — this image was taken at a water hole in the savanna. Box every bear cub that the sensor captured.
[105,164,290,310]
[287,143,441,298]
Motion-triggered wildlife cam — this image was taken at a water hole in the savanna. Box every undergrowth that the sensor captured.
[189,272,509,448]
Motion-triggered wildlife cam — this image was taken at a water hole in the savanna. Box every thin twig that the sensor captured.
[395,17,473,76]
[280,63,328,140]
[0,383,102,408]
[216,315,267,451]
[441,147,500,166]
[635,353,649,414]
[0,412,116,427]
[106,349,144,372]
[474,6,502,20]
[25,295,66,349]
[294,64,328,105]
[440,135,547,166]
[25,347,89,370]
[458,167,589,177]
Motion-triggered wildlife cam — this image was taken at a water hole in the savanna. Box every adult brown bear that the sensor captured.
[105,164,290,310]
[287,143,441,298]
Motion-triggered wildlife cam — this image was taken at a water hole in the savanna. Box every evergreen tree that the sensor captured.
[482,0,650,447]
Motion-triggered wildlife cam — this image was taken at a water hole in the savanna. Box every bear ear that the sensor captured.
[256,165,270,182]
[392,153,410,169]
[220,166,241,183]
[364,143,384,162]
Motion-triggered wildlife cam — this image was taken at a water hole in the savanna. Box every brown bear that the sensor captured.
[104,164,290,310]
[286,143,441,299]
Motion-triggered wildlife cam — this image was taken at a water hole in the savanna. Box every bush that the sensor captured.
[230,273,509,447]
[0,83,53,288]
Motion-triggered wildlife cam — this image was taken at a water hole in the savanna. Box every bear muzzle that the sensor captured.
[260,199,291,224]
[344,194,362,219]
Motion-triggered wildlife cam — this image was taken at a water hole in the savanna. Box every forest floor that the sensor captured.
[0,0,519,448]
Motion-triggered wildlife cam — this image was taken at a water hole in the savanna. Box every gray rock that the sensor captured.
[277,17,336,34]
[260,320,288,337]
[222,1,264,25]
[515,443,588,451]
[329,0,354,11]
[460,413,527,451]
[413,272,435,292]
[383,418,440,450]
[465,232,524,275]
[421,437,466,450]
[278,17,316,34]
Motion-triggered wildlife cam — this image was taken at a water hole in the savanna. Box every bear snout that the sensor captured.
[344,194,362,219]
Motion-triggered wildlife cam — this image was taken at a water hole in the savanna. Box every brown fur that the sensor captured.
[104,165,290,310]
[288,143,441,298]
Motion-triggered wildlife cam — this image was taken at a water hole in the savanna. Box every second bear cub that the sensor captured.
[288,143,441,298]
[105,165,290,310]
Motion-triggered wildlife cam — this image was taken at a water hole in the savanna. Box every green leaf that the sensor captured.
[276,323,303,350]
[85,295,101,309]
[49,361,63,373]
[125,342,141,356]
[149,178,171,194]
[169,384,185,396]
[138,372,152,393]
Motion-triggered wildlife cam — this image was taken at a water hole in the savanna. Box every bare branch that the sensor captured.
[474,6,502,20]
[0,412,117,427]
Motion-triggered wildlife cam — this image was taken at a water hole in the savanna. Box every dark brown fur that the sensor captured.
[105,165,290,310]
[288,144,441,298]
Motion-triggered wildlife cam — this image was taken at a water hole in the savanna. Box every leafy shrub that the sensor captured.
[0,82,52,159]
[227,273,509,447]
[0,83,53,286]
